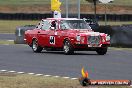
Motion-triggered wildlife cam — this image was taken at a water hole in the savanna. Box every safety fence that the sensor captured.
[0,13,132,21]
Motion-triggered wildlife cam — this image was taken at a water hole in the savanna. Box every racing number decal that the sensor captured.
[50,36,55,44]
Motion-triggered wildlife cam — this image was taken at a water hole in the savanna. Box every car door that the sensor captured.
[37,20,51,47]
[47,20,62,48]
[57,20,70,47]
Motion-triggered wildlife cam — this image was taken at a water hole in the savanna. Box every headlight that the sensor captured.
[106,35,110,41]
[76,35,81,41]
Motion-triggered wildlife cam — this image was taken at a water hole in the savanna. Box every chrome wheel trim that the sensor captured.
[32,40,37,51]
[64,42,69,53]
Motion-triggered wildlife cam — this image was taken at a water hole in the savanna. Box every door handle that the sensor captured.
[38,31,40,33]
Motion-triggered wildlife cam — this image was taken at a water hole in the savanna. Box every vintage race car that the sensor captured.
[24,18,110,55]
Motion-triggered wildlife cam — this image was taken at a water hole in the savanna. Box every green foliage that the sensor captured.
[0,0,50,5]
[0,0,131,6]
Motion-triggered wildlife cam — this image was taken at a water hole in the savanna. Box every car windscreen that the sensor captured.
[60,20,92,30]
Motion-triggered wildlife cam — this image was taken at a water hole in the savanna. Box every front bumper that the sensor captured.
[73,43,110,50]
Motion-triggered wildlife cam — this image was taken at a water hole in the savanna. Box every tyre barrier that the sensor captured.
[94,24,132,47]
[14,25,36,44]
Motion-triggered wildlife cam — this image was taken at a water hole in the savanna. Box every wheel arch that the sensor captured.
[63,38,71,44]
[32,37,38,42]
[31,37,38,45]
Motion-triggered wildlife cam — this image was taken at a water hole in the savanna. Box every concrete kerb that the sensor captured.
[0,70,78,80]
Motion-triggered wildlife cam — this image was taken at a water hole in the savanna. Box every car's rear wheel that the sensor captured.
[96,47,107,55]
[63,40,74,55]
[32,39,43,53]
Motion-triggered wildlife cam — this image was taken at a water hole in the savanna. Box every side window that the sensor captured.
[51,20,58,30]
[60,21,70,30]
[60,22,66,29]
[41,20,51,30]
[36,22,42,29]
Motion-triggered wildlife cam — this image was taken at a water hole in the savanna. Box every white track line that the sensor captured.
[71,78,78,80]
[36,74,43,76]
[44,75,51,77]
[17,72,25,74]
[28,73,35,75]
[7,40,14,41]
[0,33,14,34]
[0,70,7,72]
[8,71,16,73]
[62,77,70,79]
[0,69,78,80]
[53,76,60,78]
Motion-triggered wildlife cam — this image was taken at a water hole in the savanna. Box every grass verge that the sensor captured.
[0,20,38,33]
[0,73,79,88]
[109,47,132,51]
[0,0,132,6]
[99,21,132,26]
[0,72,131,88]
[0,40,14,45]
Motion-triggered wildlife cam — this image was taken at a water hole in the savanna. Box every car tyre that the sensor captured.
[96,47,107,55]
[63,40,74,55]
[32,39,43,53]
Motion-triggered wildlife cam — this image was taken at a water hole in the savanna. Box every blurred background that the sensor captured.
[0,0,132,33]
[0,0,131,33]
[0,0,131,46]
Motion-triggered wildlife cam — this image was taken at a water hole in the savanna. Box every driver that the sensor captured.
[51,20,57,29]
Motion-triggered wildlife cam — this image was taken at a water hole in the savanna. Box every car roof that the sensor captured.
[42,18,83,21]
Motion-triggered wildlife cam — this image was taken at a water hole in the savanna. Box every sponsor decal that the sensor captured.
[79,67,131,86]
[50,36,55,44]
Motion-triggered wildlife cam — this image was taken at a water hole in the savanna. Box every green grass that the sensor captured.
[0,73,79,88]
[0,40,14,45]
[0,20,38,33]
[109,47,132,51]
[0,0,132,6]
[0,73,131,88]
[0,0,50,5]
[99,21,132,26]
[112,0,132,6]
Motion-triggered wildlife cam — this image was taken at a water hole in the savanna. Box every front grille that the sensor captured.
[88,36,100,45]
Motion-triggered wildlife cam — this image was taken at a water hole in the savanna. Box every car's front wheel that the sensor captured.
[32,39,43,53]
[96,47,107,55]
[63,40,74,55]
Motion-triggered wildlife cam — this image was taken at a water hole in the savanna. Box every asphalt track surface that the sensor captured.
[0,44,132,80]
[0,33,15,40]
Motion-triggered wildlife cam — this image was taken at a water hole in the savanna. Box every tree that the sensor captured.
[85,0,98,21]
